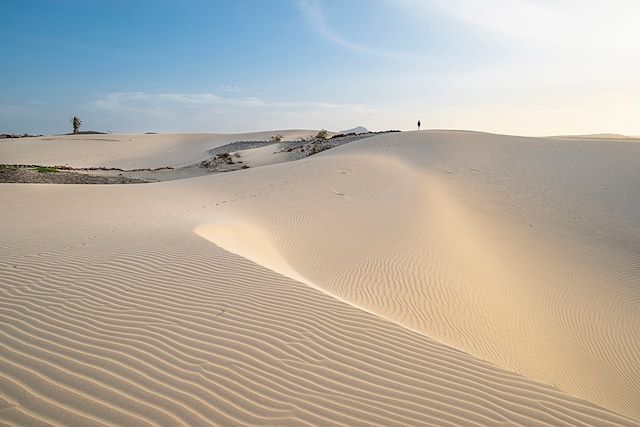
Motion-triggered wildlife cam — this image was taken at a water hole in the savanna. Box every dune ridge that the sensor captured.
[1,130,639,425]
[194,131,640,420]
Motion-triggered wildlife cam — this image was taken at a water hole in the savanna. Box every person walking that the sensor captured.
[417,120,421,130]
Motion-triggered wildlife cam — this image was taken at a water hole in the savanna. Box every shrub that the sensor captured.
[316,129,328,140]
[270,133,283,143]
[71,116,81,133]
[216,153,234,164]
[36,166,58,173]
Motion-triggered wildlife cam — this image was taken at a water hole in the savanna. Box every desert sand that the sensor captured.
[1,130,639,426]
[0,131,317,170]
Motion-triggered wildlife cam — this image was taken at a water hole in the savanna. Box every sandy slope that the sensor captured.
[0,130,316,169]
[203,131,640,419]
[1,130,639,425]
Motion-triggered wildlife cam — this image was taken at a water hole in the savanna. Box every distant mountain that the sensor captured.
[340,126,369,135]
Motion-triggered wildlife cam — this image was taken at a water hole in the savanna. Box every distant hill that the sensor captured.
[340,126,369,135]
[552,133,639,140]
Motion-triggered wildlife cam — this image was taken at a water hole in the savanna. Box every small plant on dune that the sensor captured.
[270,133,283,143]
[36,166,58,173]
[316,129,328,140]
[217,153,234,165]
[71,116,82,133]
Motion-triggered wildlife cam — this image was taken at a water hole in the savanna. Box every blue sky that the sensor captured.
[1,0,639,135]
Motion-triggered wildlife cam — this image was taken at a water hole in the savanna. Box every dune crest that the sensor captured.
[203,131,640,420]
[2,130,639,425]
[195,221,309,287]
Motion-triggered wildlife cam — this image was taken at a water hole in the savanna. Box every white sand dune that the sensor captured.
[1,130,639,425]
[0,130,316,169]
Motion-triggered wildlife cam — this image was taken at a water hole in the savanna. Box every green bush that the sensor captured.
[36,166,58,173]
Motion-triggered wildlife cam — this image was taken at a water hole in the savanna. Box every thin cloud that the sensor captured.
[297,0,426,62]
[92,91,372,112]
[88,91,378,132]
[399,0,640,57]
[219,85,250,93]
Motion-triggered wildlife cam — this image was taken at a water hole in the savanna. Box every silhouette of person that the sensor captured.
[417,120,421,130]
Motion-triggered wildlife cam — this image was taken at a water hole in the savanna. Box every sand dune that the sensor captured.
[0,130,317,169]
[202,131,640,419]
[1,130,639,425]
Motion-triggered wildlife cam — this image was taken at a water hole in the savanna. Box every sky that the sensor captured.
[1,0,639,136]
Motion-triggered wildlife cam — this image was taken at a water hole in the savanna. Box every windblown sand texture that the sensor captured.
[1,130,639,426]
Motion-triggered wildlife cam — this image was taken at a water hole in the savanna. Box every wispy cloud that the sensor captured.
[297,0,425,61]
[88,91,378,132]
[92,91,372,112]
[219,85,251,93]
[398,0,640,58]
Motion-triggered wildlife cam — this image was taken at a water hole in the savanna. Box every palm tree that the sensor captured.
[71,116,82,134]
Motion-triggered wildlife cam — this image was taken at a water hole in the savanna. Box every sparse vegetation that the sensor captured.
[308,141,331,155]
[71,116,82,133]
[218,153,234,164]
[200,152,236,170]
[330,132,356,139]
[0,133,42,139]
[196,131,390,175]
[36,166,59,173]
[270,134,283,143]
